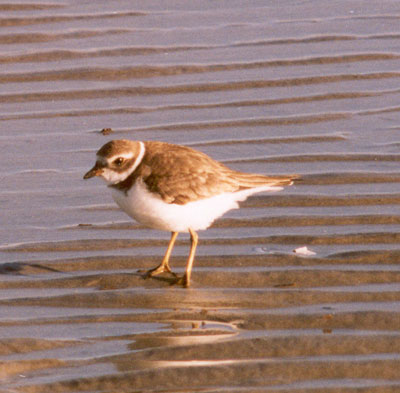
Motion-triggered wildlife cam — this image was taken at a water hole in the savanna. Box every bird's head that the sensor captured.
[84,139,145,185]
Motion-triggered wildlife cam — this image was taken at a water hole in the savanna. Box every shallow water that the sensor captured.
[1,1,400,392]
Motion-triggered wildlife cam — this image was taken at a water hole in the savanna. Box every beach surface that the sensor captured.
[1,1,400,392]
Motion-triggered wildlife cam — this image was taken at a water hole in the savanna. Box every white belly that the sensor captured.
[111,179,282,233]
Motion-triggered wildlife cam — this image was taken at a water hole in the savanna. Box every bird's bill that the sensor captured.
[83,164,104,179]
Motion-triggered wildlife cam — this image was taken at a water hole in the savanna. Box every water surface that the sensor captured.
[1,1,400,392]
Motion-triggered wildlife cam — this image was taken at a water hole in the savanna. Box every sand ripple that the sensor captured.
[1,1,400,392]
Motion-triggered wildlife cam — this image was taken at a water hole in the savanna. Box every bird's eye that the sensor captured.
[114,157,124,166]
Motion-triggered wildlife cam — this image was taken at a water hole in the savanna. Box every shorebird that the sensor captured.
[84,139,297,287]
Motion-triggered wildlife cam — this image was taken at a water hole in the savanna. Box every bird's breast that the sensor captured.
[110,179,240,232]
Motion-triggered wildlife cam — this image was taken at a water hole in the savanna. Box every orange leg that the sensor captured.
[145,231,178,278]
[177,228,198,287]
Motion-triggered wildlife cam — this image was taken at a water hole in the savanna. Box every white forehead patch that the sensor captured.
[105,152,135,165]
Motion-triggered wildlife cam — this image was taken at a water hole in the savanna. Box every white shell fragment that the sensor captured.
[293,246,316,256]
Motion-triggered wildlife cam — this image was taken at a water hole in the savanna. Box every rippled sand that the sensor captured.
[1,1,400,392]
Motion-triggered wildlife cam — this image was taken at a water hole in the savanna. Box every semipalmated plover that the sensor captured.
[84,140,297,287]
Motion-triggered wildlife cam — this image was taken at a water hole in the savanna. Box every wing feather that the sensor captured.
[134,141,297,205]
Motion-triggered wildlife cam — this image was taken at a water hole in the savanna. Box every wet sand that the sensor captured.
[1,1,400,392]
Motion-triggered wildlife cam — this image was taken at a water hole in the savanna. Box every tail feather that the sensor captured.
[231,172,299,189]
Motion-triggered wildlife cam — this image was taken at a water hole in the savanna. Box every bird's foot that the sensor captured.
[139,263,176,279]
[172,274,190,288]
